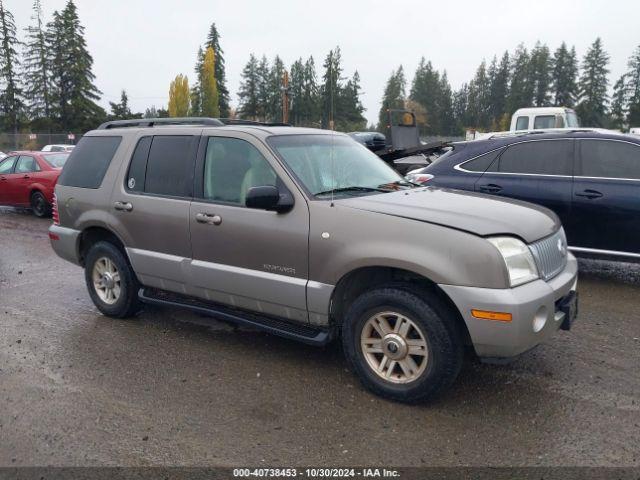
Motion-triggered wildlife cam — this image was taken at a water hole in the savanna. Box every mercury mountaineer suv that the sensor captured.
[49,118,578,403]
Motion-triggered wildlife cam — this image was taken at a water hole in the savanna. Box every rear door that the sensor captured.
[114,132,199,291]
[475,139,574,235]
[571,138,640,255]
[188,132,310,323]
[0,156,17,203]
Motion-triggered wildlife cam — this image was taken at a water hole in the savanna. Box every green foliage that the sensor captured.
[508,44,534,114]
[205,23,229,117]
[609,75,629,131]
[168,74,190,117]
[109,90,141,120]
[237,53,260,120]
[201,46,220,117]
[0,0,24,133]
[626,45,640,126]
[530,42,552,107]
[22,0,51,123]
[552,43,579,107]
[378,66,406,130]
[576,38,610,127]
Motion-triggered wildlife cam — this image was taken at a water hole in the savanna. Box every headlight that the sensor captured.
[487,236,539,287]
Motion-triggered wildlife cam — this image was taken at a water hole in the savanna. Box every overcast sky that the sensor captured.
[8,0,639,125]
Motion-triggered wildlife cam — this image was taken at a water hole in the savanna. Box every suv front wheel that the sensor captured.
[342,286,463,403]
[84,241,141,318]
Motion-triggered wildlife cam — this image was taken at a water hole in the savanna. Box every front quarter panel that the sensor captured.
[308,200,509,289]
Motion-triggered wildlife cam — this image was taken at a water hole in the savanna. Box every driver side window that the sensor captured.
[203,137,277,205]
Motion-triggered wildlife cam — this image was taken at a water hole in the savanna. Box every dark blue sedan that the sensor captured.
[407,130,640,261]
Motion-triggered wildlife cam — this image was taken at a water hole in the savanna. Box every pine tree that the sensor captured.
[438,72,455,135]
[410,58,441,135]
[266,55,285,122]
[256,55,270,122]
[320,47,343,129]
[204,23,229,117]
[22,0,51,124]
[508,44,534,114]
[467,60,491,130]
[109,90,140,119]
[0,0,23,134]
[378,66,406,130]
[530,41,552,107]
[339,70,366,131]
[609,75,629,131]
[577,38,610,127]
[289,58,305,125]
[190,46,204,116]
[237,54,260,120]
[201,46,220,117]
[48,1,105,131]
[552,43,579,107]
[301,56,319,126]
[626,45,640,127]
[168,74,190,117]
[452,83,469,132]
[488,52,510,128]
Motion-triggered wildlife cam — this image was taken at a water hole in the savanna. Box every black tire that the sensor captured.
[342,285,463,403]
[84,241,141,318]
[30,191,50,218]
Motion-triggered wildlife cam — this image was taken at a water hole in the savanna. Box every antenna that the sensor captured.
[330,54,335,206]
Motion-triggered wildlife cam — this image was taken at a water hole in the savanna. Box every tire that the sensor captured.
[342,285,463,403]
[30,191,50,218]
[84,241,141,318]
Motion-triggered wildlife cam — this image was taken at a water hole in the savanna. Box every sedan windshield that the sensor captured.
[268,134,406,198]
[44,153,70,168]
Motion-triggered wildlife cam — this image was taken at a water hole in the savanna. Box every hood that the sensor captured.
[338,187,559,243]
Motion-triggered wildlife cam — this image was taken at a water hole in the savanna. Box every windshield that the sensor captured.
[268,134,405,197]
[44,153,70,168]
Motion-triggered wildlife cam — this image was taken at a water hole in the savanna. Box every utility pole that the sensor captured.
[281,70,290,124]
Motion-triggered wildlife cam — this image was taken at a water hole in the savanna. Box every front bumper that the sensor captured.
[49,224,81,266]
[439,253,578,359]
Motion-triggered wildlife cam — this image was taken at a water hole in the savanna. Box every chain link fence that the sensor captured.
[0,133,82,153]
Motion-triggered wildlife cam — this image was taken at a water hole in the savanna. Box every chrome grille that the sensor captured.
[529,229,568,281]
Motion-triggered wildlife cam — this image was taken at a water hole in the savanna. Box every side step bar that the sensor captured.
[138,288,332,346]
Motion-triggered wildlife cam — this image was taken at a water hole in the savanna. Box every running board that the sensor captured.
[138,288,332,346]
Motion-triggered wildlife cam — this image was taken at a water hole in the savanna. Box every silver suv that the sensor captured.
[49,118,578,402]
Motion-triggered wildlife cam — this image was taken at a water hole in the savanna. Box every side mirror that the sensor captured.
[245,185,294,213]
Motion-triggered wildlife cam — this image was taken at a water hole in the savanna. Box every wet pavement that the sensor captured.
[1,207,639,467]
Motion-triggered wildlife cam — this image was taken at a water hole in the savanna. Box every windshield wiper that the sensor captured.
[314,186,389,197]
[380,180,420,188]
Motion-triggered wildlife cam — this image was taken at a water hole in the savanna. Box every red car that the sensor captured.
[0,151,70,217]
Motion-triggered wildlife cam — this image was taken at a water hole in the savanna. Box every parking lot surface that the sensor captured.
[1,208,639,467]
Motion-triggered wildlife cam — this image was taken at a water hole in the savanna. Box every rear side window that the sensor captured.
[461,149,501,172]
[144,136,197,197]
[578,139,640,179]
[498,140,573,176]
[58,136,122,188]
[126,136,152,192]
[15,155,40,173]
[515,117,529,130]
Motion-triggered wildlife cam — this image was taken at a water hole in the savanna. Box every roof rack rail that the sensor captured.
[486,127,600,140]
[97,117,224,129]
[97,117,291,130]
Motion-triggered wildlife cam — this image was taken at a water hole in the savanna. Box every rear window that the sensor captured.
[43,153,69,168]
[533,115,556,129]
[461,149,501,172]
[57,136,122,188]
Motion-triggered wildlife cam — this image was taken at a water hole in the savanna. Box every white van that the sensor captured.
[510,107,580,131]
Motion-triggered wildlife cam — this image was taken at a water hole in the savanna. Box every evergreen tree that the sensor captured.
[22,0,51,124]
[452,83,469,132]
[577,37,610,127]
[144,105,168,118]
[200,46,220,117]
[168,74,190,117]
[256,55,270,121]
[552,42,579,106]
[190,46,204,116]
[301,56,319,126]
[0,0,23,134]
[237,54,260,120]
[204,23,229,117]
[378,66,406,130]
[320,47,342,129]
[339,70,366,131]
[530,41,552,107]
[508,44,534,114]
[48,1,105,131]
[289,58,304,125]
[410,58,441,135]
[438,71,455,135]
[109,90,141,119]
[266,55,285,122]
[467,60,491,130]
[609,75,629,131]
[626,45,640,127]
[488,52,510,128]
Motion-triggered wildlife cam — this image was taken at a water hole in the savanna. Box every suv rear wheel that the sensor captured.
[342,285,463,403]
[84,241,141,318]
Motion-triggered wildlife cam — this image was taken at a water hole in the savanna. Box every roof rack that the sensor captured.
[486,127,601,140]
[97,117,291,130]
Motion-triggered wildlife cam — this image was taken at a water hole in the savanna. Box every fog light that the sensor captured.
[533,306,548,333]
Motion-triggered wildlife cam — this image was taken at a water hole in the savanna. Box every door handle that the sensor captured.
[23,174,30,179]
[0,177,6,181]
[575,189,603,199]
[114,201,133,211]
[479,183,503,193]
[195,212,222,225]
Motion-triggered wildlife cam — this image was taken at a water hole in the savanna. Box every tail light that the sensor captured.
[406,173,434,185]
[52,193,60,225]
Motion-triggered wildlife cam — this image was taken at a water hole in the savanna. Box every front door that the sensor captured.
[11,155,41,205]
[571,138,640,255]
[475,139,575,239]
[0,156,18,203]
[188,133,310,323]
[114,132,199,291]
